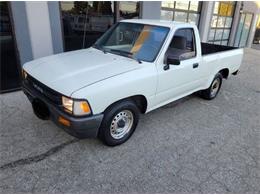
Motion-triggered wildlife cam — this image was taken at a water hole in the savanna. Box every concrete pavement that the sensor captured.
[0,48,260,193]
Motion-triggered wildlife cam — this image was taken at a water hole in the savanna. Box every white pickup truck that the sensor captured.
[22,19,243,146]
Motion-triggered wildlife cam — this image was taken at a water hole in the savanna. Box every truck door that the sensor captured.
[156,28,202,104]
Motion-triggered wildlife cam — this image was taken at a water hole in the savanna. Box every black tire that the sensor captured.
[200,73,223,100]
[98,100,139,146]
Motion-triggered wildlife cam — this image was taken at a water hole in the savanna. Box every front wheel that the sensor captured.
[200,73,223,100]
[98,100,139,146]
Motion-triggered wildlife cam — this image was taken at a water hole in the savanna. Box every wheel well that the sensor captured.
[130,95,147,114]
[219,68,229,79]
[104,95,148,114]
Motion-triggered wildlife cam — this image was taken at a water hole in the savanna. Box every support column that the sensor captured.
[247,14,259,47]
[198,1,214,42]
[25,1,54,59]
[10,2,33,65]
[115,2,120,22]
[48,2,64,54]
[228,2,242,46]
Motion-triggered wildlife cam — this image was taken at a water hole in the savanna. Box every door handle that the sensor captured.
[193,63,199,68]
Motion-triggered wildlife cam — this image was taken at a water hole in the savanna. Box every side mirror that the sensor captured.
[166,56,180,65]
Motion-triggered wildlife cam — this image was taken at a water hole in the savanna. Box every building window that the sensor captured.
[60,1,116,51]
[160,1,202,26]
[208,1,236,45]
[60,1,140,52]
[119,1,140,20]
[0,2,21,93]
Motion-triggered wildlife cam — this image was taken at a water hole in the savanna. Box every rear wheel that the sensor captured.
[98,100,139,146]
[200,73,222,100]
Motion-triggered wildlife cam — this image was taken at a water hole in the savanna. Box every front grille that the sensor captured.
[25,74,62,105]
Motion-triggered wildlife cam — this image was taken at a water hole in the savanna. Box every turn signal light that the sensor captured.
[61,96,92,116]
[58,116,70,127]
[73,101,91,116]
[80,101,91,113]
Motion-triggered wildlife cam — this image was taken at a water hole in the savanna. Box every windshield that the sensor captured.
[94,22,170,62]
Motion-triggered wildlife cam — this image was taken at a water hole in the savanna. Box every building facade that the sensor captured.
[1,1,260,93]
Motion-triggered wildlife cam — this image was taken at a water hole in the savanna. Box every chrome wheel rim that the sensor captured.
[110,110,134,139]
[210,78,220,97]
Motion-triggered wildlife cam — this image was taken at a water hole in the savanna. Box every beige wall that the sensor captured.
[242,1,260,14]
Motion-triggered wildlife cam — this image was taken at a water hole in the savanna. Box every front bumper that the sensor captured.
[22,82,103,138]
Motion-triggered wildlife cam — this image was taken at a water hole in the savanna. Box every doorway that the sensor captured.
[0,2,21,93]
[234,12,253,47]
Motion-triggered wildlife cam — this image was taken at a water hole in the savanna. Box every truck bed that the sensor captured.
[201,42,238,56]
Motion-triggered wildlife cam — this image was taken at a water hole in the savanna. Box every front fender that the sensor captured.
[71,65,157,114]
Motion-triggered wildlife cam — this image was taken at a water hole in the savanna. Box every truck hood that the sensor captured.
[23,48,140,96]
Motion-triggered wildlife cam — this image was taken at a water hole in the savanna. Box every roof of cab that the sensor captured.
[120,19,194,28]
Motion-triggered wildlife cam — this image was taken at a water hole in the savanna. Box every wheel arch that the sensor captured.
[103,95,148,114]
[219,68,229,79]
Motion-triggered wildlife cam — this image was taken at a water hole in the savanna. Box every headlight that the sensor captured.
[22,69,28,79]
[62,96,91,116]
[62,96,73,113]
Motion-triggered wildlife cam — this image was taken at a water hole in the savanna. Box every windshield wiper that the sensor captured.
[93,44,106,54]
[110,49,132,56]
[109,49,142,64]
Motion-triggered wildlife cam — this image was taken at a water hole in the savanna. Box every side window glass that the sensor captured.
[186,29,194,51]
[167,28,196,61]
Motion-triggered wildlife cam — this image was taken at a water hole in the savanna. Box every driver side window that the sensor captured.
[166,28,196,61]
